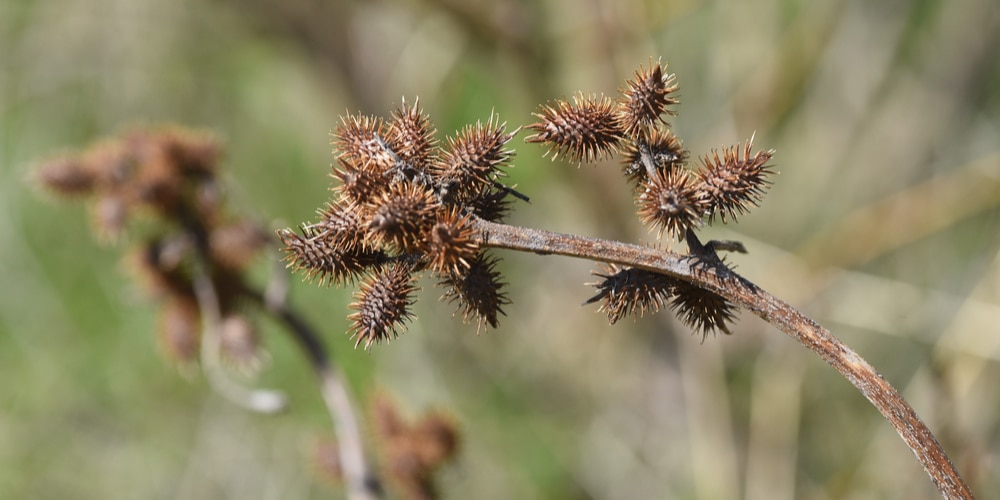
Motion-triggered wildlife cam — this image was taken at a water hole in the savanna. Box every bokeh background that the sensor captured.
[2,0,999,498]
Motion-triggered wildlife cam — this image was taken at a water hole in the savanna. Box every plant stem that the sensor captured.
[471,217,974,499]
[241,286,384,500]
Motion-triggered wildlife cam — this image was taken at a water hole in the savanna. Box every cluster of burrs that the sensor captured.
[35,127,271,366]
[278,99,519,349]
[281,59,775,345]
[524,60,774,334]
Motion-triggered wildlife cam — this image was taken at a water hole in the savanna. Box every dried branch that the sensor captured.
[470,216,974,500]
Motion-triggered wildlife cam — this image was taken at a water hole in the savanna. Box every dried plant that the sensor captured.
[34,60,975,499]
[34,127,385,500]
[278,60,972,499]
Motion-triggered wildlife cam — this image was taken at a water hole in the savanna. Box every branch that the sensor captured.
[471,217,974,500]
[241,285,384,500]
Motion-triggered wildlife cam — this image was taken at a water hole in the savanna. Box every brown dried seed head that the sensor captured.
[413,412,460,465]
[314,199,374,252]
[388,97,437,169]
[621,128,688,185]
[525,93,623,164]
[347,264,419,350]
[330,159,385,207]
[637,169,707,240]
[696,136,774,224]
[585,264,678,324]
[209,220,271,269]
[432,114,517,198]
[34,156,98,197]
[424,208,480,275]
[669,281,738,339]
[278,228,384,285]
[617,60,679,136]
[333,113,394,170]
[438,252,509,332]
[367,183,440,252]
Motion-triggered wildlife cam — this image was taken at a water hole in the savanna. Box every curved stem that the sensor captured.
[472,217,973,499]
[241,286,383,500]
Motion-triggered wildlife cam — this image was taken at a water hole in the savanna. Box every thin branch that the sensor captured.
[471,217,974,500]
[190,261,289,414]
[241,286,384,500]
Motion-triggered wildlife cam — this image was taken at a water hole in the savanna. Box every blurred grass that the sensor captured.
[2,0,999,498]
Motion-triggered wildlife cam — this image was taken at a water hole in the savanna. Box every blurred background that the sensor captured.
[2,0,999,498]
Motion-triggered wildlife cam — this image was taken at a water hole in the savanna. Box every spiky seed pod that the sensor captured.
[388,98,437,169]
[333,113,395,171]
[413,411,460,465]
[696,137,774,224]
[438,252,509,332]
[617,60,679,136]
[367,183,440,252]
[313,200,373,252]
[157,126,221,178]
[621,129,688,185]
[637,169,707,240]
[330,159,385,207]
[278,228,385,285]
[424,208,480,275]
[465,185,512,223]
[35,156,98,197]
[669,280,738,339]
[347,264,419,350]
[585,264,678,324]
[209,221,271,270]
[525,93,623,164]
[432,114,518,202]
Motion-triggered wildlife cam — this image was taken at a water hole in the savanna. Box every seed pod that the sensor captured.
[525,93,623,164]
[585,264,677,324]
[367,183,440,252]
[347,264,419,349]
[388,97,437,169]
[621,128,687,185]
[637,168,707,240]
[278,228,385,285]
[438,252,509,332]
[432,114,517,202]
[424,208,480,275]
[696,136,774,224]
[617,60,679,136]
[669,280,738,339]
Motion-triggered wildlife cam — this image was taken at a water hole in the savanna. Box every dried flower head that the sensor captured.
[621,128,687,185]
[585,264,678,324]
[424,208,480,275]
[438,253,509,332]
[637,168,707,240]
[370,394,460,500]
[617,60,679,136]
[367,183,440,252]
[278,228,385,285]
[696,136,774,224]
[669,280,738,338]
[333,113,394,170]
[209,221,271,270]
[388,98,437,169]
[330,159,385,208]
[432,115,517,204]
[347,264,419,349]
[525,93,623,163]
